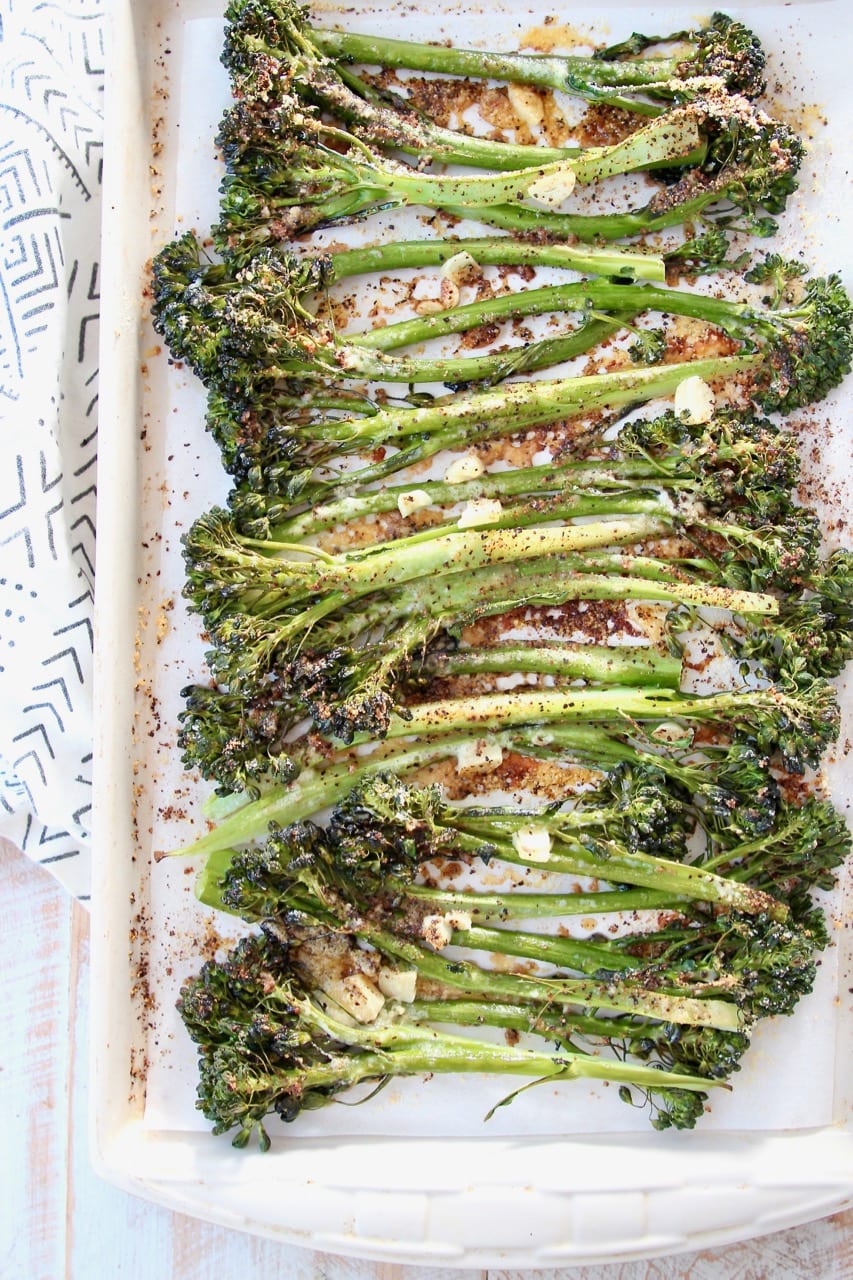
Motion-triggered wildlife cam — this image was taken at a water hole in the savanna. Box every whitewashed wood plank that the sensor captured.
[63,875,386,1279]
[0,838,73,1280]
[2,841,849,1279]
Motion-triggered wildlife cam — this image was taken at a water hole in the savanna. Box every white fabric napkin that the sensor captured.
[0,0,103,901]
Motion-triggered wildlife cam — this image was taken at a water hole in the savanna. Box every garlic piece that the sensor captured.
[421,914,454,950]
[526,165,577,208]
[441,249,480,283]
[397,488,432,518]
[439,275,461,309]
[322,973,386,1023]
[457,497,503,529]
[443,909,472,932]
[444,453,485,484]
[413,297,444,315]
[511,824,552,863]
[508,83,545,130]
[674,375,715,424]
[377,965,418,1003]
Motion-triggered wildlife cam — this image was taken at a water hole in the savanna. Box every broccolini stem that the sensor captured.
[170,710,768,863]
[226,1033,713,1101]
[406,997,676,1048]
[363,924,744,1029]
[229,354,761,499]
[314,28,685,96]
[328,236,668,283]
[443,188,746,244]
[304,113,701,213]
[245,458,673,540]
[346,277,758,354]
[224,517,677,604]
[371,684,771,740]
[165,732,504,860]
[417,642,682,689]
[387,803,785,921]
[399,883,682,919]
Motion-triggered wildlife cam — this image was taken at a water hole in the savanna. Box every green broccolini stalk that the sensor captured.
[196,777,786,924]
[318,771,803,930]
[184,492,807,740]
[227,405,801,533]
[152,233,850,399]
[313,11,767,110]
[167,671,824,860]
[356,682,839,775]
[214,90,706,247]
[195,349,684,498]
[177,931,730,1149]
[215,73,802,246]
[202,799,820,1015]
[231,407,801,540]
[220,0,715,170]
[413,642,681,689]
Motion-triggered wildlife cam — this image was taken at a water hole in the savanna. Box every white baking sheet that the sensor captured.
[91,0,853,1263]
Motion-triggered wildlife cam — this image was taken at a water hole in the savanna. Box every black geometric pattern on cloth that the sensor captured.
[0,0,104,901]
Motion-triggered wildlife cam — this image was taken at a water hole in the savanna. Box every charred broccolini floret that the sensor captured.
[727,550,853,681]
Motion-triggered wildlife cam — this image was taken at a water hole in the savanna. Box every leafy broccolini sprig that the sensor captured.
[177,930,730,1150]
[228,407,801,534]
[220,0,716,172]
[216,73,802,247]
[312,11,768,111]
[169,663,833,856]
[214,88,708,248]
[206,803,819,1018]
[328,772,849,927]
[727,550,853,681]
[185,487,812,741]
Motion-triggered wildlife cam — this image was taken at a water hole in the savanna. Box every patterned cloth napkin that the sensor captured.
[0,0,103,901]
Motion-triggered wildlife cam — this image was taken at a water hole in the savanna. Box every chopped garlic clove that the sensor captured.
[443,909,472,932]
[413,297,445,315]
[457,497,503,528]
[322,973,386,1023]
[455,737,504,774]
[421,914,454,950]
[508,83,545,130]
[397,488,432,517]
[526,165,577,208]
[511,824,552,862]
[674,375,715,424]
[444,453,485,484]
[441,249,480,282]
[439,275,461,309]
[377,965,418,1003]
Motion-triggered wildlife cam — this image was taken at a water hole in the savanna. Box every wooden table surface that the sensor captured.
[3,837,851,1280]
